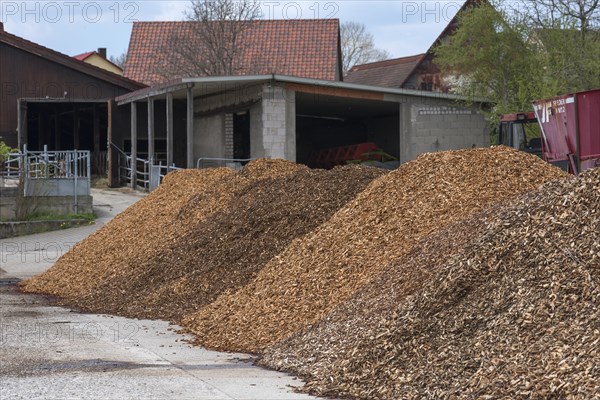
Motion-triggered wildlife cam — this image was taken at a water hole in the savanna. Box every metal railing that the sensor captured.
[120,154,182,192]
[116,152,255,192]
[157,162,183,180]
[120,154,150,191]
[2,152,23,180]
[25,149,90,181]
[1,145,91,198]
[3,146,90,180]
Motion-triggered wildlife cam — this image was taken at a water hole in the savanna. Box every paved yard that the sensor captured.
[0,188,317,400]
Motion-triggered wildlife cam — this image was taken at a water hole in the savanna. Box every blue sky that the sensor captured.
[0,1,463,60]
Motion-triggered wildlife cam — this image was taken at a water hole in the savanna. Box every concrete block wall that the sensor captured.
[224,113,234,159]
[400,102,489,163]
[192,84,296,163]
[0,191,92,221]
[261,85,296,161]
[193,85,262,162]
[0,188,17,220]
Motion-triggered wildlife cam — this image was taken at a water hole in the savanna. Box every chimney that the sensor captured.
[0,22,4,32]
[97,47,107,58]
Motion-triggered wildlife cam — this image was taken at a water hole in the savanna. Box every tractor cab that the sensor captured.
[498,112,542,157]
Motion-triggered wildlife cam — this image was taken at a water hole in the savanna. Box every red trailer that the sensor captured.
[532,88,600,174]
[499,88,600,175]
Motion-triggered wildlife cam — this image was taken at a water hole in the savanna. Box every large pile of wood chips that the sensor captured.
[261,204,503,384]
[264,167,600,399]
[23,146,589,399]
[182,147,567,353]
[49,164,385,320]
[22,159,304,299]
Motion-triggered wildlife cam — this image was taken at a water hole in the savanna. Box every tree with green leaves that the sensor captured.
[434,0,600,120]
[0,139,17,169]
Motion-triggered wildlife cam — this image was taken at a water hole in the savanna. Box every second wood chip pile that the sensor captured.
[22,146,600,399]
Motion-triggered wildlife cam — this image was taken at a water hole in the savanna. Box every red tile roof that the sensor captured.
[73,51,95,61]
[124,19,342,85]
[344,54,425,88]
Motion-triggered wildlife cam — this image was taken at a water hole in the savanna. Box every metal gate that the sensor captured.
[2,145,91,197]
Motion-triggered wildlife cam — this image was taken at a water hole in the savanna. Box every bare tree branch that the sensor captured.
[509,0,599,30]
[109,52,127,69]
[341,21,391,74]
[156,0,262,80]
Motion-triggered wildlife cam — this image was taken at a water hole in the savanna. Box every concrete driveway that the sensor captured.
[0,188,317,400]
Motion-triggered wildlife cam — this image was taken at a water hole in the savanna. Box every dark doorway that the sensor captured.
[295,93,400,167]
[25,101,109,176]
[233,111,250,160]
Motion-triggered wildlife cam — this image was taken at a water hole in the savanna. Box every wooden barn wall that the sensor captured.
[0,42,132,148]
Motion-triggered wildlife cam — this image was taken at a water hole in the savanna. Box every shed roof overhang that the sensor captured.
[115,74,486,106]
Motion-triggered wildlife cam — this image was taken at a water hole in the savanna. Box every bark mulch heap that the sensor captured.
[261,204,506,387]
[21,159,303,301]
[64,164,385,320]
[265,168,599,399]
[183,146,567,354]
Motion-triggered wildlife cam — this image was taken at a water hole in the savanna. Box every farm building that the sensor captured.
[345,0,482,92]
[115,74,489,187]
[123,19,343,86]
[73,48,124,76]
[0,22,144,177]
[2,16,489,189]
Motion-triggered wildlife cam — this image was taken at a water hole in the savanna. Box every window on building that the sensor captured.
[420,82,433,91]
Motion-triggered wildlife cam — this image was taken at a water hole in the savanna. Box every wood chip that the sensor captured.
[183,147,567,354]
[21,160,385,324]
[264,161,600,399]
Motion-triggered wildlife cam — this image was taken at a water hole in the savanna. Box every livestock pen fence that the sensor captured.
[1,146,91,197]
[118,153,182,192]
[117,153,254,192]
[1,146,92,218]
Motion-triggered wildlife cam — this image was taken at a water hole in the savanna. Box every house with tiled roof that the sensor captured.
[345,54,425,88]
[0,14,490,192]
[346,0,484,92]
[73,48,123,76]
[123,19,343,86]
[109,9,489,190]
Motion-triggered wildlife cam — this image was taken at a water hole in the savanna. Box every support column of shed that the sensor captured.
[130,102,137,189]
[127,87,195,189]
[166,93,174,168]
[186,87,194,168]
[147,98,155,165]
